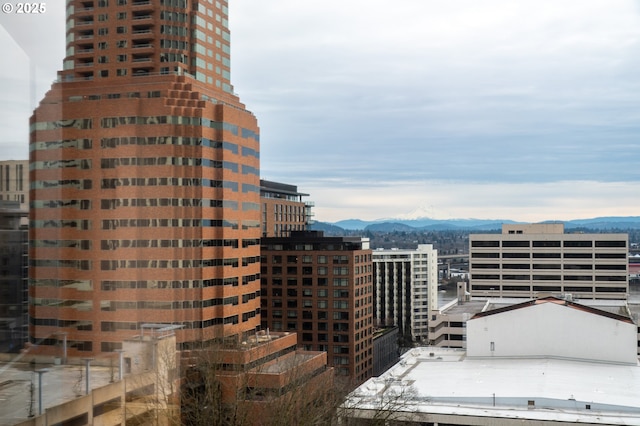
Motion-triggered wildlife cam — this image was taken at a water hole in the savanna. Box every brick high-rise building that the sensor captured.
[29,0,263,356]
[261,231,374,384]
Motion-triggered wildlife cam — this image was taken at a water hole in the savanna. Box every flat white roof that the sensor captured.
[345,347,640,425]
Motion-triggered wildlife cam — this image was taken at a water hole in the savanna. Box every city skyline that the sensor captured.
[2,0,640,222]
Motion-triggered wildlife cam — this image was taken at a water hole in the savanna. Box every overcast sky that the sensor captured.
[1,1,639,222]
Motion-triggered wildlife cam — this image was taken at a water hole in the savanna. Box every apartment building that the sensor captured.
[260,179,313,237]
[261,231,374,383]
[469,224,628,299]
[0,160,28,209]
[372,244,438,343]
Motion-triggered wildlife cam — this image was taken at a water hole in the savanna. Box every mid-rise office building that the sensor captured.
[260,179,313,237]
[372,244,438,343]
[0,160,28,209]
[261,231,374,383]
[469,224,628,300]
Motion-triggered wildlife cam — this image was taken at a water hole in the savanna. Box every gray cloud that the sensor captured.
[231,0,640,197]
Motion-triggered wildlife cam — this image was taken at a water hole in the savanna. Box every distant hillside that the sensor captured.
[310,221,346,233]
[331,218,517,231]
[322,216,640,232]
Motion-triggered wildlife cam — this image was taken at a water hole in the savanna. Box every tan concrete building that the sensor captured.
[0,160,28,209]
[469,224,628,299]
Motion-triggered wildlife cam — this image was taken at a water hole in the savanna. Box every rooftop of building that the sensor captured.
[471,222,629,238]
[372,244,435,254]
[260,179,309,197]
[473,296,634,323]
[344,346,640,425]
[438,295,634,320]
[262,231,370,250]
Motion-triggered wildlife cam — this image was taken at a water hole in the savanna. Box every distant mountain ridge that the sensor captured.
[313,216,640,232]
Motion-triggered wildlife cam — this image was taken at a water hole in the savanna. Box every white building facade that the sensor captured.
[372,244,438,342]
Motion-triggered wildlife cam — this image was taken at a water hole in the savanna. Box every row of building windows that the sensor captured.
[31,260,91,270]
[31,159,91,170]
[32,179,93,190]
[472,263,627,269]
[264,277,363,287]
[32,292,259,312]
[100,198,240,211]
[29,139,93,151]
[472,240,627,248]
[30,257,259,271]
[98,180,259,197]
[31,117,257,142]
[269,310,352,321]
[31,318,93,330]
[100,275,259,290]
[31,240,92,250]
[472,274,627,281]
[268,266,359,276]
[30,118,93,131]
[99,115,239,132]
[472,284,627,293]
[101,218,203,229]
[99,257,241,270]
[32,298,91,310]
[31,279,92,290]
[268,254,355,264]
[269,288,352,298]
[473,252,629,259]
[100,178,238,192]
[99,294,258,311]
[100,157,239,171]
[37,198,249,211]
[85,0,186,8]
[270,300,353,310]
[100,137,250,155]
[100,238,240,249]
